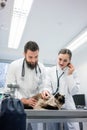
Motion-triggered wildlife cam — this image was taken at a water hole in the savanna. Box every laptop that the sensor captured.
[73,94,86,109]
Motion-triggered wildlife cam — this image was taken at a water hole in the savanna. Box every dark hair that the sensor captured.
[58,48,72,60]
[24,41,39,53]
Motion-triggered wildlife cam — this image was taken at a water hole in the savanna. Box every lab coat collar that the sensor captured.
[56,64,68,73]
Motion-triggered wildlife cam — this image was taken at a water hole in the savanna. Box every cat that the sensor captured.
[32,93,65,110]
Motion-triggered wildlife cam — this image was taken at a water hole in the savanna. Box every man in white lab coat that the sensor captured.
[46,48,80,130]
[5,41,51,130]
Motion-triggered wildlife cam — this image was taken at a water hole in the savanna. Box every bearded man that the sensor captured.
[5,41,51,130]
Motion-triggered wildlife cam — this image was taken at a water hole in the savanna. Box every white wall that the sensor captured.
[78,64,87,105]
[72,43,87,106]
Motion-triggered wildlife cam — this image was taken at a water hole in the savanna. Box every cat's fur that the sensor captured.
[33,93,65,110]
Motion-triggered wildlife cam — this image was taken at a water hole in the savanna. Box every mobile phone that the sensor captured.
[67,63,70,66]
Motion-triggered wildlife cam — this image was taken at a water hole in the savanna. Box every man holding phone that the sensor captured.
[46,48,80,130]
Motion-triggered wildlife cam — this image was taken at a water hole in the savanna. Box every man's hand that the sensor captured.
[21,97,37,108]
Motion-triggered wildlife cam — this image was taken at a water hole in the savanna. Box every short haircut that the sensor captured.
[58,48,72,60]
[24,41,39,53]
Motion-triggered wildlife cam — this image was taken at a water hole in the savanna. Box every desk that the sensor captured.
[25,109,87,123]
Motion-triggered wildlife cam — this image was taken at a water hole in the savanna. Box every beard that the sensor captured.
[26,60,38,70]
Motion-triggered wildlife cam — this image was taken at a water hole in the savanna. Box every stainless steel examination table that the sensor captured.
[25,109,87,130]
[25,109,87,122]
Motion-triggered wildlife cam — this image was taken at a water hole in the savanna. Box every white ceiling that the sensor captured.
[0,0,87,64]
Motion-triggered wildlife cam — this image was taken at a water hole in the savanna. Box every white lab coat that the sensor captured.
[5,58,51,99]
[46,65,80,130]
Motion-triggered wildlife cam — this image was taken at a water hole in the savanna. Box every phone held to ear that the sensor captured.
[67,63,72,69]
[67,63,70,66]
[67,63,74,74]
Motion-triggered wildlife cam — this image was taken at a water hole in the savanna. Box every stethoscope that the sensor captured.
[53,68,64,96]
[21,58,41,77]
